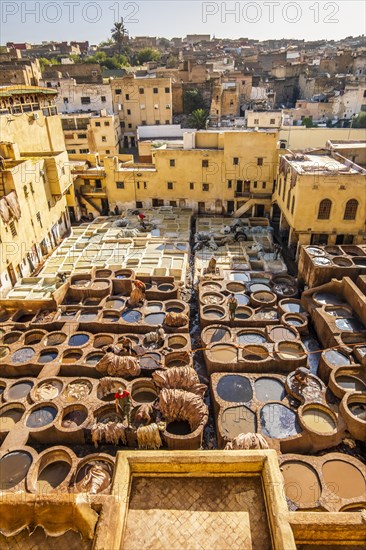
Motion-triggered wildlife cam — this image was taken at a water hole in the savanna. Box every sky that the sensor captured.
[1,0,365,44]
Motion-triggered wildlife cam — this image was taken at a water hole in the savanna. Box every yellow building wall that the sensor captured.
[0,111,66,153]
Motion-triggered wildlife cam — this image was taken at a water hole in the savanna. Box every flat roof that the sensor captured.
[287,153,361,174]
[0,85,57,97]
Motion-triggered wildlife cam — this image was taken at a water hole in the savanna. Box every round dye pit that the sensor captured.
[62,406,88,428]
[301,407,336,434]
[226,282,246,293]
[94,335,114,348]
[11,347,35,363]
[353,257,366,267]
[216,375,253,402]
[132,389,157,403]
[166,420,191,435]
[251,291,276,305]
[122,310,142,323]
[26,406,57,428]
[333,257,353,267]
[140,353,161,370]
[242,345,269,362]
[79,311,98,322]
[0,407,23,431]
[234,294,250,306]
[0,451,32,490]
[46,333,67,346]
[260,404,301,439]
[250,283,270,293]
[313,257,332,266]
[255,378,285,402]
[269,326,297,342]
[322,460,366,500]
[62,351,83,363]
[255,308,278,320]
[281,301,305,314]
[202,282,222,292]
[0,346,9,359]
[277,343,304,361]
[283,316,304,327]
[68,334,89,346]
[221,405,257,438]
[38,350,58,363]
[91,281,109,291]
[313,292,345,306]
[36,461,71,492]
[348,402,366,421]
[158,283,174,292]
[25,332,45,345]
[323,350,351,366]
[237,332,267,345]
[8,381,34,400]
[325,245,341,256]
[210,345,237,363]
[34,381,63,401]
[201,293,224,306]
[95,269,112,278]
[4,332,22,344]
[144,312,166,325]
[105,299,125,309]
[205,326,231,344]
[15,312,34,323]
[146,303,163,313]
[230,273,250,282]
[335,375,366,392]
[235,307,252,320]
[203,307,225,320]
[85,353,104,366]
[281,461,321,506]
[63,380,92,402]
[168,335,187,349]
[335,317,364,332]
[165,355,190,368]
[103,312,119,322]
[306,247,325,256]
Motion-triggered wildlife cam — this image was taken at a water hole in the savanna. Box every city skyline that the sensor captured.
[1,1,365,44]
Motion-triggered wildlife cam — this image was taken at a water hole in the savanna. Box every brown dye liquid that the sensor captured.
[282,462,321,505]
[322,460,366,499]
[221,405,256,438]
[0,409,23,430]
[210,345,237,362]
[0,451,32,489]
[133,390,156,403]
[270,327,297,341]
[166,420,191,435]
[36,461,71,492]
[302,409,336,434]
[62,409,87,428]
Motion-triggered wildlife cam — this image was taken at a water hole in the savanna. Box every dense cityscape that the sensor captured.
[0,22,365,550]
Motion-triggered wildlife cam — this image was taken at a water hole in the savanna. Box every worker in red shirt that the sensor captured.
[115,387,131,425]
[137,212,147,229]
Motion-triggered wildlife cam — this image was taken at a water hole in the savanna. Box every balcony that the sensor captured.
[79,185,107,197]
[234,191,251,198]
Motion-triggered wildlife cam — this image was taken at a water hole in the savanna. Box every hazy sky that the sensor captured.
[1,1,365,44]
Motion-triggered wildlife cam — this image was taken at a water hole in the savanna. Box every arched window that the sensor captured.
[318,199,332,220]
[344,199,358,220]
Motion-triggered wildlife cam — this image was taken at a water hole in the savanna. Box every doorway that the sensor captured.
[7,263,17,286]
[255,204,265,217]
[227,201,235,214]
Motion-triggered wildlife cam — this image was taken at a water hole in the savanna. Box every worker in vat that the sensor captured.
[156,324,166,345]
[137,212,147,230]
[129,279,146,306]
[294,367,309,387]
[273,243,282,260]
[115,387,131,425]
[119,336,133,355]
[228,293,238,321]
[207,255,217,274]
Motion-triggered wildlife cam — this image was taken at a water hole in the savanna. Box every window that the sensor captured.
[115,89,121,95]
[81,97,91,104]
[80,148,89,153]
[278,179,282,195]
[128,123,132,128]
[101,96,106,102]
[143,182,147,189]
[125,94,130,100]
[262,182,266,189]
[78,133,87,139]
[139,88,144,94]
[170,159,175,167]
[106,150,110,154]
[36,212,42,227]
[202,183,209,192]
[167,182,173,190]
[116,182,125,189]
[291,196,295,214]
[101,136,106,142]
[270,118,275,124]
[363,90,366,98]
[202,159,209,168]
[23,185,29,198]
[153,88,158,94]
[127,109,131,115]
[95,121,101,127]
[253,181,258,188]
[137,182,140,189]
[67,149,76,154]
[165,120,170,124]
[233,157,239,165]
[136,201,143,209]
[104,121,110,126]
[257,157,263,166]
[318,199,332,220]
[228,180,232,188]
[155,120,160,125]
[30,182,34,194]
[63,97,68,103]
[189,182,194,190]
[344,199,358,220]
[120,121,125,128]
[287,191,291,209]
[142,120,146,125]
[9,221,17,237]
[165,87,170,93]
[254,118,259,124]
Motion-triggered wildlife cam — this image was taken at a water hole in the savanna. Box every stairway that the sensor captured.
[76,190,102,214]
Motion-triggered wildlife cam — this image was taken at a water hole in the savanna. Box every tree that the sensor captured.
[111,19,127,54]
[158,38,171,50]
[352,112,366,128]
[301,116,314,128]
[136,48,160,65]
[183,89,205,114]
[189,109,209,129]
